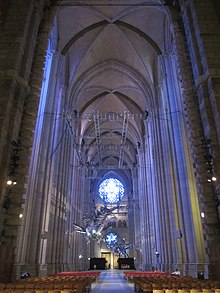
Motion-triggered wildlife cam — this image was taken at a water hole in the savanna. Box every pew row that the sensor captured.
[124,272,220,293]
[0,272,100,293]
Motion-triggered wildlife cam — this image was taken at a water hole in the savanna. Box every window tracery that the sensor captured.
[99,178,124,203]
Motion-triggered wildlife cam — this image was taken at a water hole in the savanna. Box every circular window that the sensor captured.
[99,178,124,203]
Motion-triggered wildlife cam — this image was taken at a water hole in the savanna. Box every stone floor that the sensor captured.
[91,269,135,293]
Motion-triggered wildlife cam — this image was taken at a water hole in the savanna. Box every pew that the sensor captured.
[124,272,220,293]
[0,272,100,293]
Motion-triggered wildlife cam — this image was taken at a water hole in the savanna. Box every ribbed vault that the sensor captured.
[53,0,171,175]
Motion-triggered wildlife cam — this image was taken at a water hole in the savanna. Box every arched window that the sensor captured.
[99,178,124,203]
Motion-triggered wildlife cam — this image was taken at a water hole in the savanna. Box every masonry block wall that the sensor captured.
[179,0,220,278]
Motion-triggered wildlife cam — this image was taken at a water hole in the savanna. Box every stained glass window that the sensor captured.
[105,233,118,245]
[99,178,124,203]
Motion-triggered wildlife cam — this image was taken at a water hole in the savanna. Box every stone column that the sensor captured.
[131,166,141,269]
[160,52,201,274]
[171,14,220,277]
[147,106,180,272]
[137,142,153,271]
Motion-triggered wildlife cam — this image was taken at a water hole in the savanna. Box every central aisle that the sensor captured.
[91,269,135,293]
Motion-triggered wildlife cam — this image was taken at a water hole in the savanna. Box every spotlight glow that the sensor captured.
[7,180,13,185]
[201,212,205,218]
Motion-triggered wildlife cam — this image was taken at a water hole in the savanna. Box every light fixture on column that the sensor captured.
[7,180,13,186]
[202,138,218,184]
[204,155,213,165]
[7,141,21,187]
[6,179,17,186]
[207,174,217,182]
[155,251,160,270]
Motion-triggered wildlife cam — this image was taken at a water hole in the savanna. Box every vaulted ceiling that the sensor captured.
[53,0,173,177]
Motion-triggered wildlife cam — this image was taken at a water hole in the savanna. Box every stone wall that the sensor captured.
[179,0,220,279]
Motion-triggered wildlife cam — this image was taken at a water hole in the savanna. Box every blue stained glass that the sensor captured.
[106,233,118,245]
[99,178,124,203]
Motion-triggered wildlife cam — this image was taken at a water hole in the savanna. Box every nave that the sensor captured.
[0,0,220,282]
[91,270,134,293]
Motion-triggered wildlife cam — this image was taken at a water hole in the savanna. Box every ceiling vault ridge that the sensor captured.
[68,23,114,81]
[82,85,112,93]
[69,58,153,105]
[80,86,144,101]
[61,18,163,57]
[109,1,168,23]
[64,5,113,23]
[111,85,142,93]
[61,20,108,55]
[115,20,162,55]
[80,91,110,114]
[78,92,145,119]
[82,85,141,94]
[113,91,145,113]
[111,23,154,86]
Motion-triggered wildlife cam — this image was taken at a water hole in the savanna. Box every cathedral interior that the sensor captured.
[0,0,220,282]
